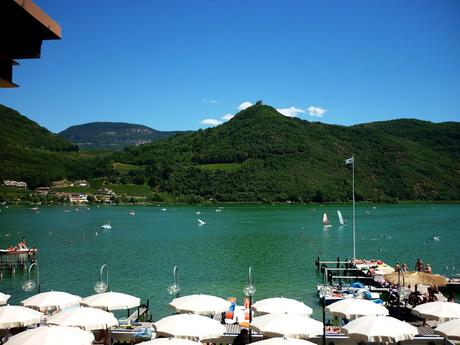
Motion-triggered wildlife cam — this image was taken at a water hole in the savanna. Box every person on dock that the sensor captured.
[425,286,438,302]
[394,262,401,272]
[415,258,424,272]
[402,263,408,272]
[233,329,249,345]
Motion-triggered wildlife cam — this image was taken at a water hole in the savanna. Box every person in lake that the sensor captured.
[233,329,249,345]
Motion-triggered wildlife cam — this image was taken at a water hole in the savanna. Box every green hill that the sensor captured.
[59,122,189,150]
[2,103,459,202]
[115,104,460,202]
[0,104,111,188]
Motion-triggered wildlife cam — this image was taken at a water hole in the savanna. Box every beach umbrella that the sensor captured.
[341,315,418,343]
[252,298,313,316]
[81,291,140,311]
[5,325,94,345]
[169,294,231,315]
[248,337,317,345]
[0,305,42,329]
[46,306,118,331]
[138,338,202,345]
[153,313,226,341]
[384,271,448,287]
[0,292,11,305]
[412,301,460,322]
[20,291,82,312]
[325,299,389,320]
[434,318,460,340]
[250,313,323,339]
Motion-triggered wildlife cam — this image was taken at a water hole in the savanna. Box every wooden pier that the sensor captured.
[0,250,37,277]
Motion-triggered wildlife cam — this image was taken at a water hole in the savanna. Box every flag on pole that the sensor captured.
[345,157,354,165]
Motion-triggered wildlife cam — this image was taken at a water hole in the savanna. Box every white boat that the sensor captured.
[197,219,206,225]
[323,213,331,228]
[337,210,347,226]
[128,211,135,216]
[432,236,440,241]
[101,222,112,230]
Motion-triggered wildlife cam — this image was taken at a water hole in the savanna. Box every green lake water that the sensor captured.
[0,203,459,319]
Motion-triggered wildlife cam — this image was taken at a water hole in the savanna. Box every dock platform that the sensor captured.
[0,249,37,276]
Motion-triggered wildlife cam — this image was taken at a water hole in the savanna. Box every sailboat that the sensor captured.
[337,210,347,226]
[323,213,331,228]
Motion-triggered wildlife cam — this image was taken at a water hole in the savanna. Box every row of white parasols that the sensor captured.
[2,292,460,344]
[0,290,139,345]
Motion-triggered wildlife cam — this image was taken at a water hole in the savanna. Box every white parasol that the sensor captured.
[20,291,82,312]
[81,291,140,311]
[138,338,202,345]
[5,325,94,345]
[0,292,11,306]
[169,294,231,315]
[252,298,313,316]
[46,306,118,331]
[248,337,317,345]
[153,313,226,341]
[434,318,460,340]
[0,305,42,329]
[250,313,323,339]
[325,298,388,320]
[412,301,460,322]
[341,315,418,343]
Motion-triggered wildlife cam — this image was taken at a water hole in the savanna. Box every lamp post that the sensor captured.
[167,266,180,298]
[94,264,109,293]
[22,262,40,293]
[243,267,256,343]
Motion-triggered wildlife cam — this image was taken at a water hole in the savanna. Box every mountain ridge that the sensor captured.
[59,121,190,150]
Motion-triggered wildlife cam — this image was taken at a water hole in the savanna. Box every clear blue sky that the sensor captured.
[1,0,459,133]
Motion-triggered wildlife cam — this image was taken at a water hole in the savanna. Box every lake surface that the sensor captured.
[1,203,459,319]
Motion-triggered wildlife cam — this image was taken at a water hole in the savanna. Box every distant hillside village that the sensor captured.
[1,179,126,204]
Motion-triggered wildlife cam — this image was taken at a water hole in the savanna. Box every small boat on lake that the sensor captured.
[128,211,135,216]
[101,222,112,230]
[323,213,332,228]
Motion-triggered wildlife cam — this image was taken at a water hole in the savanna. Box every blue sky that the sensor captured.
[1,0,459,133]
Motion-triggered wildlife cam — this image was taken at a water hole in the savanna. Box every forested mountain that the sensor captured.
[115,104,460,202]
[59,122,188,150]
[0,104,111,188]
[1,103,459,202]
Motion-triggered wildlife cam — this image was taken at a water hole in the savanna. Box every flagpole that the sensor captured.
[352,154,356,259]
